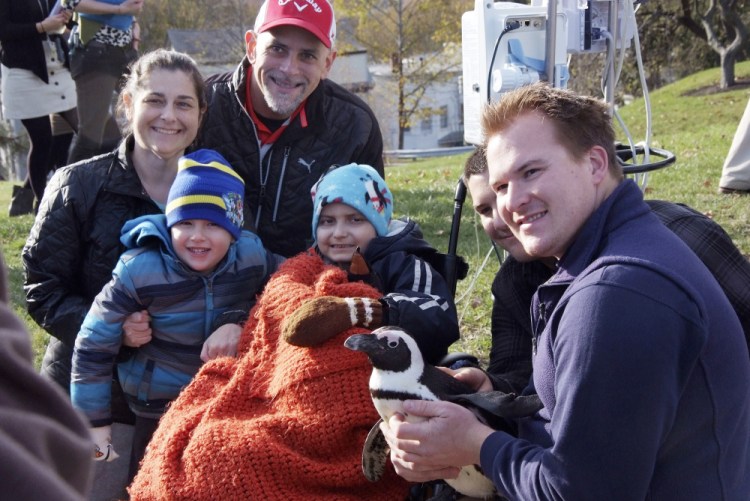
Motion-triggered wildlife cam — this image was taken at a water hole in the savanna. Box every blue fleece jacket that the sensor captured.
[480,180,750,500]
[71,214,283,424]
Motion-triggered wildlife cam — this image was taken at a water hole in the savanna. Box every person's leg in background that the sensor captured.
[69,70,122,163]
[88,422,134,501]
[8,180,35,216]
[19,115,54,205]
[101,107,122,152]
[4,119,34,216]
[127,415,159,485]
[719,97,750,194]
[50,109,78,170]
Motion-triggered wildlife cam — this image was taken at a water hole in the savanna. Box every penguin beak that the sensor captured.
[344,334,383,356]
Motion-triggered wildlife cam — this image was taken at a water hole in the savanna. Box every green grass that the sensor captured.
[0,183,48,368]
[2,62,750,368]
[612,61,750,254]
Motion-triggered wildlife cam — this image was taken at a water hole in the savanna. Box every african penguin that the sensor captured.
[344,326,543,500]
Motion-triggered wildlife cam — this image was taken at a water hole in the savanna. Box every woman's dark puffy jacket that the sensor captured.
[22,139,160,392]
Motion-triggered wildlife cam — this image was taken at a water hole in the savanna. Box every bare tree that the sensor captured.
[337,0,472,149]
[676,0,748,88]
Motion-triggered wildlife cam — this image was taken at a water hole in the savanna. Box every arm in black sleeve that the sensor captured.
[487,258,552,393]
[22,168,92,347]
[649,200,750,348]
[377,253,459,365]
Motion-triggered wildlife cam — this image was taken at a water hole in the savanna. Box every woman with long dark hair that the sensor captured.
[23,49,206,496]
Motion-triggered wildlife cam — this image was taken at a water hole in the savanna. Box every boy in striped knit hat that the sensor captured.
[70,149,284,483]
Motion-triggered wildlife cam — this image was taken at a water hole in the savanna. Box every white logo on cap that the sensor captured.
[278,0,323,13]
[277,0,325,13]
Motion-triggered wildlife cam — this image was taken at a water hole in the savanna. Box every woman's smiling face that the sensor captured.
[126,68,203,162]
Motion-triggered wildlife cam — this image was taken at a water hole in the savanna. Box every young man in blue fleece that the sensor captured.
[382,83,750,500]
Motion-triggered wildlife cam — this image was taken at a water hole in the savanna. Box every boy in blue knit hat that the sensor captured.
[282,163,459,365]
[70,149,284,482]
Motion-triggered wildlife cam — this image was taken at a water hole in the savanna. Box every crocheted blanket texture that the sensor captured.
[128,251,410,500]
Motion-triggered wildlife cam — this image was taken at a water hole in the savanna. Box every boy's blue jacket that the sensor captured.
[480,180,750,500]
[71,214,283,424]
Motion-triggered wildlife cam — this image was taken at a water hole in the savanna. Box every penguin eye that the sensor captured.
[387,340,399,348]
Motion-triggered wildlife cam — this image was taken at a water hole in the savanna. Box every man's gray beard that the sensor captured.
[263,88,304,118]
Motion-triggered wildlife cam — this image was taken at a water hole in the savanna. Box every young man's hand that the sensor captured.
[380,400,494,482]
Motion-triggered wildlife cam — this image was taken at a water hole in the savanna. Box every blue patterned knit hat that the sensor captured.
[166,149,245,240]
[310,163,393,238]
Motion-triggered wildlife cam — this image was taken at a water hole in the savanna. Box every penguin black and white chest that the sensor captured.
[344,326,475,421]
[344,326,499,499]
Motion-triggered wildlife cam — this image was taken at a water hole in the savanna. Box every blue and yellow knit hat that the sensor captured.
[310,163,393,238]
[166,149,245,240]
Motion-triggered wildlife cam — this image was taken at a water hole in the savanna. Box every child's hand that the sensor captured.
[123,310,151,347]
[39,11,70,34]
[282,296,385,347]
[118,0,144,15]
[90,425,119,462]
[201,323,241,361]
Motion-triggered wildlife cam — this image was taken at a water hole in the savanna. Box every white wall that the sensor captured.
[362,71,463,151]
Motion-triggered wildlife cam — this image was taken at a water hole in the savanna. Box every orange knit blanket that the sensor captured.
[128,251,411,500]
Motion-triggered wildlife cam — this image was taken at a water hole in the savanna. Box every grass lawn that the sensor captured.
[2,61,749,367]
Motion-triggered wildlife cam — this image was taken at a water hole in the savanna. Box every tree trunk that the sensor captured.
[397,0,405,150]
[720,51,736,88]
[678,0,748,89]
[398,101,405,150]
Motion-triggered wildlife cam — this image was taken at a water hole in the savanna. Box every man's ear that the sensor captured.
[245,31,257,63]
[588,145,610,183]
[321,50,337,80]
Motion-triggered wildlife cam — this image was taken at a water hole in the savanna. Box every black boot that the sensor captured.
[8,185,35,217]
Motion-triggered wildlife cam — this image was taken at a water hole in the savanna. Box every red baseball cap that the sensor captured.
[254,0,336,49]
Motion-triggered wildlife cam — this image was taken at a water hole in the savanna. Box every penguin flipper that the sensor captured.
[362,419,388,482]
[446,391,543,430]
